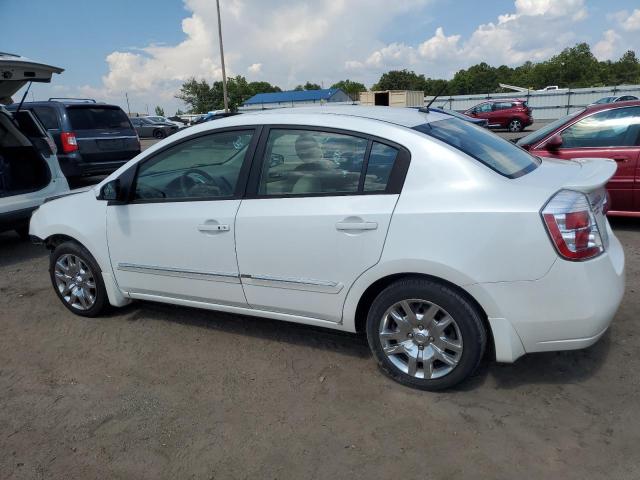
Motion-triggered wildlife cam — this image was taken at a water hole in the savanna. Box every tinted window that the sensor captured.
[494,102,514,110]
[414,118,539,178]
[560,106,640,148]
[32,106,60,129]
[517,109,585,147]
[67,107,131,130]
[365,142,398,192]
[134,130,253,200]
[258,129,367,196]
[477,103,493,113]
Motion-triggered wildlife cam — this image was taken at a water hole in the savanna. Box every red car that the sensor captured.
[465,99,533,132]
[517,100,640,217]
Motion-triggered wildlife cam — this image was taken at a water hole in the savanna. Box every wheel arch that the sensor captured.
[349,272,495,358]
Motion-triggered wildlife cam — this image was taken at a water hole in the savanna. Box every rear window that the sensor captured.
[67,107,131,130]
[413,118,539,178]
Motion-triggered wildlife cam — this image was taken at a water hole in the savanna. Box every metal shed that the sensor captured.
[359,90,424,107]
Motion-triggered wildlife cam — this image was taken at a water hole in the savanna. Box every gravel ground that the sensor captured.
[3,120,639,479]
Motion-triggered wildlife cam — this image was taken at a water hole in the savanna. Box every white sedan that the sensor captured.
[29,106,625,390]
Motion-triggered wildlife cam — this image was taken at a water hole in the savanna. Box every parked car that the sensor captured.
[465,99,533,132]
[30,106,624,391]
[130,117,178,139]
[517,100,640,217]
[193,111,240,124]
[0,54,69,237]
[144,115,185,128]
[429,107,489,127]
[590,95,639,105]
[7,99,140,179]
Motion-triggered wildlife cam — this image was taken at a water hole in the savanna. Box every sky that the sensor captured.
[3,0,640,114]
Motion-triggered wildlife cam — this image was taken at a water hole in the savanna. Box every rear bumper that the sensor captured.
[467,226,625,362]
[58,152,139,177]
[0,206,37,233]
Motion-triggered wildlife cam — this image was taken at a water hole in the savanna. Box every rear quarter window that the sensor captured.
[413,118,539,178]
[67,107,131,130]
[32,106,60,130]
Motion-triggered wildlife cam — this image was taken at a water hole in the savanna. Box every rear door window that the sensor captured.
[67,107,131,130]
[414,118,539,178]
[364,142,398,192]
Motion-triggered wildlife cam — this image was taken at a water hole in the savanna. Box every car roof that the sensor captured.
[582,99,640,114]
[238,106,449,128]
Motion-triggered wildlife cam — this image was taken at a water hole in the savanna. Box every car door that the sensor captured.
[547,106,640,213]
[106,128,258,306]
[475,102,495,125]
[235,126,409,322]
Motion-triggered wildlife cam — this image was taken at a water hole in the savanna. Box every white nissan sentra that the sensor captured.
[29,106,625,390]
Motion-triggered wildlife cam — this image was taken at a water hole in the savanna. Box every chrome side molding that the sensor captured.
[117,263,240,284]
[240,273,343,294]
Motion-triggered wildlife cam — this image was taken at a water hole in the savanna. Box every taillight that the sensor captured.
[542,190,604,261]
[60,131,78,153]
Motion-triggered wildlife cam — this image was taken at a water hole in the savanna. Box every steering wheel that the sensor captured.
[178,168,231,197]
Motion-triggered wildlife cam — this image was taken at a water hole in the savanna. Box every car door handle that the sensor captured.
[197,224,230,232]
[335,221,378,231]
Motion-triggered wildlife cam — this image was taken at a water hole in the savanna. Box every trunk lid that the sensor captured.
[66,105,139,163]
[0,53,64,101]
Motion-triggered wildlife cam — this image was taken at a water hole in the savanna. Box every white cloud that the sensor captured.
[620,9,640,31]
[593,30,621,60]
[247,63,262,75]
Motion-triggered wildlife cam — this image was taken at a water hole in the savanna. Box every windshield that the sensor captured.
[414,118,539,178]
[516,109,585,147]
[594,97,615,104]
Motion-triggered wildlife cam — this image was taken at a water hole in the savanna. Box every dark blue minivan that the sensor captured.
[7,99,140,178]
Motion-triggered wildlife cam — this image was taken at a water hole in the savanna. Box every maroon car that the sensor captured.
[465,99,533,132]
[517,100,640,217]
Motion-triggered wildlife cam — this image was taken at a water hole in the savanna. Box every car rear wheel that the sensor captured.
[49,241,108,317]
[153,129,166,139]
[508,119,523,132]
[366,278,486,391]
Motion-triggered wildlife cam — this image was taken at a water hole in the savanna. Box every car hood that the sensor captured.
[0,53,64,99]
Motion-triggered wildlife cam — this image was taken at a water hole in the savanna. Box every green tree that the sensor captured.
[176,76,283,112]
[330,79,366,100]
[154,105,165,116]
[294,82,322,91]
[372,70,426,91]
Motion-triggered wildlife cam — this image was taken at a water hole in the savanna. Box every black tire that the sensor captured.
[153,129,166,139]
[49,241,109,317]
[366,278,486,391]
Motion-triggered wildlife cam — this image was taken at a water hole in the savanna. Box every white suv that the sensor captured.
[1,54,69,237]
[29,106,625,390]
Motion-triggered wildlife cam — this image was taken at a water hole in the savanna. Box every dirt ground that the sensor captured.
[0,217,639,480]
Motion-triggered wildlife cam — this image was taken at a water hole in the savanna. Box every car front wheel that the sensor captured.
[49,241,108,317]
[153,129,167,139]
[366,278,486,391]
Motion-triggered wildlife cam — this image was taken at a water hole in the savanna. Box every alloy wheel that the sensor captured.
[508,119,522,132]
[378,299,463,379]
[53,254,97,311]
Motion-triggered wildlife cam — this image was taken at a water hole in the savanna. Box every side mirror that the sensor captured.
[269,153,284,168]
[545,134,563,150]
[98,179,124,203]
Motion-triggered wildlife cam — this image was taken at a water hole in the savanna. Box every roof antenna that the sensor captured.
[423,84,447,113]
[16,81,32,113]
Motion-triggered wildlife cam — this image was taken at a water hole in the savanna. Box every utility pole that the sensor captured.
[216,0,229,113]
[125,92,131,116]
